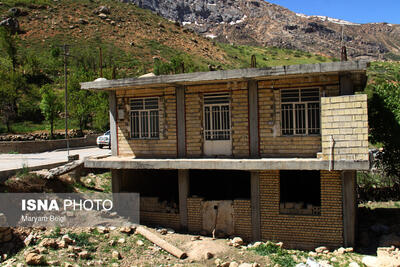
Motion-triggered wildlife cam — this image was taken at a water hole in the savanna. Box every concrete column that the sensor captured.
[251,171,261,241]
[108,91,118,156]
[339,73,354,95]
[111,169,122,193]
[248,80,259,158]
[178,169,189,230]
[176,86,186,158]
[342,170,356,247]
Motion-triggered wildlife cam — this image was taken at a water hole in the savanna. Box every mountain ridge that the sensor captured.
[124,0,400,60]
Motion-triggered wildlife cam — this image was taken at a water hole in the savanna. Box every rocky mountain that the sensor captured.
[124,0,400,60]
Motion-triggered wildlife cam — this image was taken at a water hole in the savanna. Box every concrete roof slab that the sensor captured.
[84,156,370,171]
[80,61,369,90]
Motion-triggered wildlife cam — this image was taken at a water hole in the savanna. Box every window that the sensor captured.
[280,170,321,215]
[281,88,320,136]
[204,94,231,140]
[130,98,159,139]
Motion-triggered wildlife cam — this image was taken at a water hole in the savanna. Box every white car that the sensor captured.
[97,130,111,149]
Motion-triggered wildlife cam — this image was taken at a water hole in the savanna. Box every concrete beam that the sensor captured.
[248,80,259,158]
[178,170,189,230]
[342,171,356,247]
[109,91,118,156]
[81,61,369,90]
[176,86,186,158]
[251,171,261,241]
[84,157,370,171]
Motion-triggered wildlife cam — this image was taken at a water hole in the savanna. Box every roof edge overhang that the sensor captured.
[83,156,370,171]
[80,60,369,91]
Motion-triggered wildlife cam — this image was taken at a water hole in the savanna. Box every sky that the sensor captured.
[266,0,400,24]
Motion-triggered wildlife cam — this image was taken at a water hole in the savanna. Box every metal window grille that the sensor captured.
[204,94,231,140]
[130,98,159,139]
[281,88,320,136]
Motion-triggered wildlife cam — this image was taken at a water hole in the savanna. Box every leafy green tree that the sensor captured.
[0,27,18,73]
[40,85,63,138]
[0,74,17,132]
[369,79,400,183]
[0,70,28,132]
[91,91,109,132]
[67,70,97,135]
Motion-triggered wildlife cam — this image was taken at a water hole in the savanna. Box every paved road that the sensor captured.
[0,147,110,171]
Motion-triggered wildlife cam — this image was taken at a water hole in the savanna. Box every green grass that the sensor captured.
[249,242,301,267]
[67,232,96,252]
[76,172,112,193]
[0,118,80,134]
[218,43,332,69]
[0,0,339,135]
[99,172,112,193]
[357,171,396,189]
[16,163,30,177]
[45,226,62,238]
[2,0,52,7]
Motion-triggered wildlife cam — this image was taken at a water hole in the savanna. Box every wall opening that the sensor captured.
[124,170,179,213]
[189,170,250,200]
[280,170,321,215]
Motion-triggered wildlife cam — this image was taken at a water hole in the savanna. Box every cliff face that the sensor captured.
[125,0,400,60]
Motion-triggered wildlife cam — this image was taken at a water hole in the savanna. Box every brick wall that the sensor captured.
[187,197,203,232]
[185,82,249,158]
[113,75,358,159]
[321,94,369,161]
[185,88,202,157]
[116,88,177,157]
[187,197,252,239]
[231,87,249,157]
[259,170,343,250]
[258,75,340,158]
[233,199,252,241]
[140,211,180,230]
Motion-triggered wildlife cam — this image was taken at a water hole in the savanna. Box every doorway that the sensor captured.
[203,94,232,156]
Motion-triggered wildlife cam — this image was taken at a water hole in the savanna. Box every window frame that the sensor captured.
[280,88,321,136]
[129,97,160,140]
[203,93,232,141]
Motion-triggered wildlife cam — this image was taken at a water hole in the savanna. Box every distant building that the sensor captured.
[81,61,369,250]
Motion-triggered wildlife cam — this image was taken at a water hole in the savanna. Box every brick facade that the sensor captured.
[116,88,177,157]
[110,74,365,250]
[187,197,252,240]
[187,197,203,232]
[233,199,252,241]
[114,75,369,161]
[184,82,249,157]
[259,170,343,250]
[141,211,180,230]
[231,87,249,157]
[184,170,344,249]
[258,75,340,158]
[321,94,369,161]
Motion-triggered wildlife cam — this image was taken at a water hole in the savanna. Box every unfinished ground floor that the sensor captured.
[110,168,356,250]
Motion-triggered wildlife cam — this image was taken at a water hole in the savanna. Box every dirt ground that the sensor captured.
[1,172,399,266]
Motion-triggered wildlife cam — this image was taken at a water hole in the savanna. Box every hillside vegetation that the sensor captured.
[0,0,334,134]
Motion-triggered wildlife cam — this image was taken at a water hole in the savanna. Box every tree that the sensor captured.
[0,27,18,73]
[39,85,63,138]
[0,82,16,132]
[369,79,400,183]
[67,70,97,135]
